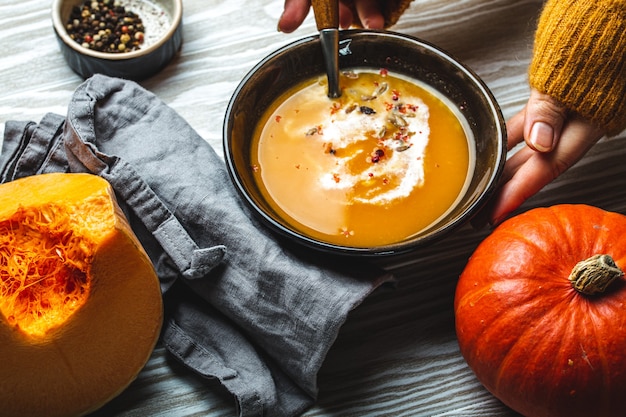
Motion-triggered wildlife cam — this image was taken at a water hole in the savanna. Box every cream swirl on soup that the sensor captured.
[315,87,430,205]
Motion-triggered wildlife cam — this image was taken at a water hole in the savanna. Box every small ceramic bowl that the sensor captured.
[224,30,507,257]
[52,0,182,80]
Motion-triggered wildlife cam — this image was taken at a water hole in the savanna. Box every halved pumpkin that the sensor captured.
[0,173,163,417]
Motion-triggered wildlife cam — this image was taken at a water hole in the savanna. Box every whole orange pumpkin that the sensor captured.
[455,204,626,417]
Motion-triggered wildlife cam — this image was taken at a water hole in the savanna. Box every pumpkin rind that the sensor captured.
[455,204,626,417]
[0,173,163,417]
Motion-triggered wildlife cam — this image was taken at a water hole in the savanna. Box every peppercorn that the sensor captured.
[65,0,145,53]
[369,148,385,163]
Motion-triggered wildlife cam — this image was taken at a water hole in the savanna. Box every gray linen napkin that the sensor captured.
[0,74,392,417]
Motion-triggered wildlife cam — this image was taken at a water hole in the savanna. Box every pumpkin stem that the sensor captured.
[569,254,624,295]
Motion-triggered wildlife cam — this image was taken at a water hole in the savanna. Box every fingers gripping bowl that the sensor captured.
[224,31,506,257]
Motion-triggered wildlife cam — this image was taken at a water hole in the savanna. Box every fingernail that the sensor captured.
[277,13,284,32]
[529,122,554,152]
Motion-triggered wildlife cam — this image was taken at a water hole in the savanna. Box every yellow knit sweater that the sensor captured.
[530,0,626,136]
[368,0,626,136]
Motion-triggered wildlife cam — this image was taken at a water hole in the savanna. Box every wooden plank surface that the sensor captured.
[2,0,625,416]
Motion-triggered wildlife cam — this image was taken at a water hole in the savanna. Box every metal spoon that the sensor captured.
[311,0,341,98]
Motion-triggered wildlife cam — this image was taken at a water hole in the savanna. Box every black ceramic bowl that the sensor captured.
[52,0,182,80]
[224,30,506,257]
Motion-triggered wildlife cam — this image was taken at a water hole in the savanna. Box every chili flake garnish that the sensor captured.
[340,227,355,237]
[330,102,342,115]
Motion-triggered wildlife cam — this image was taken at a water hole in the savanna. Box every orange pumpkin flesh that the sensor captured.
[0,173,163,417]
[455,204,626,417]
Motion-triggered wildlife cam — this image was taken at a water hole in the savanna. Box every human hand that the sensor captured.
[486,89,605,225]
[278,0,385,33]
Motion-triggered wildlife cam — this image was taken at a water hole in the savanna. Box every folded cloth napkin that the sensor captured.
[0,75,392,417]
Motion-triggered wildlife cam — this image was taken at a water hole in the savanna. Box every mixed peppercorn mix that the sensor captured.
[65,0,146,53]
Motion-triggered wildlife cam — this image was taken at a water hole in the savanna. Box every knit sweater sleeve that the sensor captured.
[529,0,626,136]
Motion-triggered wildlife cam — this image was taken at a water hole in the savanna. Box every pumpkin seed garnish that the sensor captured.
[387,112,408,127]
[361,82,389,101]
[306,126,320,136]
[345,103,358,114]
[395,143,411,152]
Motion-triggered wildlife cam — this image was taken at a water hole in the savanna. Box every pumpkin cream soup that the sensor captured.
[251,68,473,247]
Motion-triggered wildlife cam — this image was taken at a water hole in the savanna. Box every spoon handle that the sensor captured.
[311,0,339,30]
[319,29,341,98]
[311,0,341,98]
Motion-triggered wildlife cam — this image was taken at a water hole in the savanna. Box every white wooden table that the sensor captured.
[2,1,625,415]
